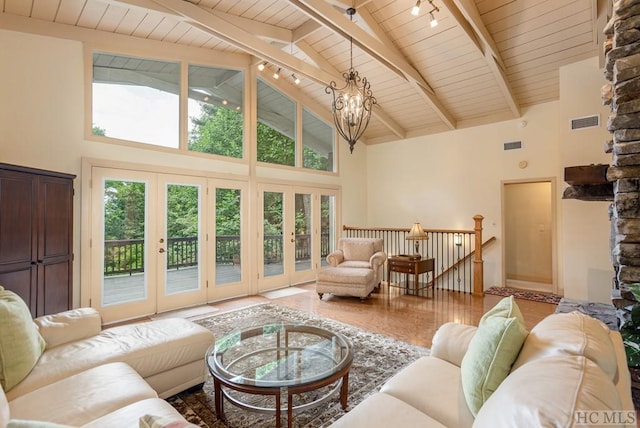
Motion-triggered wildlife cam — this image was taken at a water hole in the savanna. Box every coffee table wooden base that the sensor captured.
[211,362,351,428]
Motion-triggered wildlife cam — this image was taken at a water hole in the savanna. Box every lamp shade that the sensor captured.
[406,222,428,240]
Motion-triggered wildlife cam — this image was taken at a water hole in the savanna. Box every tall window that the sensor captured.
[188,65,244,158]
[303,108,334,172]
[92,53,179,148]
[256,79,296,166]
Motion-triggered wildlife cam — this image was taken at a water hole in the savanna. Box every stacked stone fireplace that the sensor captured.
[602,0,640,323]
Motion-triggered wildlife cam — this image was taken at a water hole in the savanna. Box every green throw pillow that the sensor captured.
[480,295,524,325]
[461,296,528,416]
[0,286,46,391]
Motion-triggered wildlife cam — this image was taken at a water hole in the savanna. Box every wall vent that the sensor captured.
[504,141,522,151]
[570,115,600,130]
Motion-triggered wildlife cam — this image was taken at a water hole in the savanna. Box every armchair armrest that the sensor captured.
[326,250,345,267]
[34,308,102,349]
[430,322,477,367]
[369,251,387,268]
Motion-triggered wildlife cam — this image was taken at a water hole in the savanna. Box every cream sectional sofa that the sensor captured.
[332,309,636,427]
[0,302,214,428]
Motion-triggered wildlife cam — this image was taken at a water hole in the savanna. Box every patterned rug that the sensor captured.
[484,286,562,305]
[167,303,429,427]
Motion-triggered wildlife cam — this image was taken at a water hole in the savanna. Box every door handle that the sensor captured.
[159,248,165,253]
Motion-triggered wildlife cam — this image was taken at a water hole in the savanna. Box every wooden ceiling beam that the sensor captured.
[289,0,456,129]
[443,0,520,117]
[143,0,405,139]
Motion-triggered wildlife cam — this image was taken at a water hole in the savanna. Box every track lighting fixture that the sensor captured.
[292,74,300,85]
[273,68,281,80]
[411,0,421,16]
[257,61,266,71]
[411,0,439,28]
[429,12,438,28]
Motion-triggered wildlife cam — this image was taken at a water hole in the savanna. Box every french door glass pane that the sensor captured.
[263,191,284,277]
[216,188,241,285]
[165,184,200,294]
[102,180,147,305]
[321,195,335,267]
[295,193,312,272]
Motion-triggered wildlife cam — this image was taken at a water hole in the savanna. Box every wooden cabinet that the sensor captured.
[0,163,75,317]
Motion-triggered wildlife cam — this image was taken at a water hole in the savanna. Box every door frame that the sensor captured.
[500,177,558,294]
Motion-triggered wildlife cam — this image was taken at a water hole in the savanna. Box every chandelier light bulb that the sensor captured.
[412,0,421,16]
[257,61,266,71]
[273,68,281,79]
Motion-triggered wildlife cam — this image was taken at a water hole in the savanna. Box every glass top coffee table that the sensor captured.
[207,323,353,428]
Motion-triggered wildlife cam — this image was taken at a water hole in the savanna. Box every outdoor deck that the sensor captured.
[103,261,320,304]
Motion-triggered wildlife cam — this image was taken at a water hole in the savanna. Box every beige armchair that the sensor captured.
[317,238,387,300]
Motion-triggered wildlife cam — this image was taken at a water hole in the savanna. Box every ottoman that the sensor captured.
[316,267,378,301]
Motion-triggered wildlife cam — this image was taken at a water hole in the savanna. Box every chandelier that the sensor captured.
[325,8,377,154]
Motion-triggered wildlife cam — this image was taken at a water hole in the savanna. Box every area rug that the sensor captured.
[484,286,562,305]
[167,303,429,427]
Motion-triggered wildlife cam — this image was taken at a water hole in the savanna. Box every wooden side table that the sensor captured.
[387,255,435,296]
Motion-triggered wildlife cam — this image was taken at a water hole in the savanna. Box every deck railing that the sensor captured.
[104,233,331,275]
[344,215,491,295]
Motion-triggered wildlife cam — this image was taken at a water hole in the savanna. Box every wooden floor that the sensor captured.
[203,283,557,348]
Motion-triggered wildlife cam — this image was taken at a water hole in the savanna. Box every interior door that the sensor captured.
[503,180,555,293]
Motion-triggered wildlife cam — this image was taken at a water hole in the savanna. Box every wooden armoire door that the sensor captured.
[0,164,75,317]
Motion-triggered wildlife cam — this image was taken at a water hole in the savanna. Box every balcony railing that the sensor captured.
[104,233,331,276]
[344,215,493,295]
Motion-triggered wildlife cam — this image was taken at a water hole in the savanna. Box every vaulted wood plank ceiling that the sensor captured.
[1,0,605,146]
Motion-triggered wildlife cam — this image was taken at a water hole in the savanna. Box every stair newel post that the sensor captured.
[473,215,484,296]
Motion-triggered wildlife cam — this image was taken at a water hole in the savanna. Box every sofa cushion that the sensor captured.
[6,318,214,400]
[460,296,527,416]
[380,356,474,428]
[512,311,618,381]
[9,362,158,427]
[34,308,102,349]
[0,286,46,391]
[473,355,625,428]
[82,399,186,428]
[330,392,447,428]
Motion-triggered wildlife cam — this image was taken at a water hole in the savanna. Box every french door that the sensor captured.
[257,184,338,292]
[90,168,250,322]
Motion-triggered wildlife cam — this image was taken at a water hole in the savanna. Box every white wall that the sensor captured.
[367,57,614,302]
[0,28,369,305]
[0,26,615,304]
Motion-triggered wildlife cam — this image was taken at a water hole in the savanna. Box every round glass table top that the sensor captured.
[207,323,353,389]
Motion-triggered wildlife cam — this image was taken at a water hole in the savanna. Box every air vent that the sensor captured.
[570,115,600,130]
[504,141,522,151]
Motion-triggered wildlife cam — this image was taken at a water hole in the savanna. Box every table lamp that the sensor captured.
[406,222,428,257]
